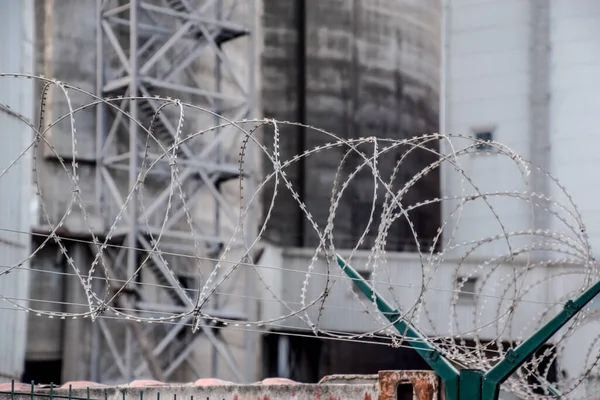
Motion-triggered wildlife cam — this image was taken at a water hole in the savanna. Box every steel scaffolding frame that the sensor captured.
[94,0,257,383]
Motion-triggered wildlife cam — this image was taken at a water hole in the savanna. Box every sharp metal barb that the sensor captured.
[0,69,598,398]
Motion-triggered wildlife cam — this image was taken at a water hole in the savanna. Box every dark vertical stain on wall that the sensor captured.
[261,0,442,251]
[296,0,307,246]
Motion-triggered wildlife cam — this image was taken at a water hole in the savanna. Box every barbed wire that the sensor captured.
[1,72,600,398]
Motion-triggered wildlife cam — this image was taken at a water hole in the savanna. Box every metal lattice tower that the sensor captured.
[94,0,257,383]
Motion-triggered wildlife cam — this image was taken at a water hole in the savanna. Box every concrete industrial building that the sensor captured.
[258,0,444,381]
[260,0,441,250]
[262,0,600,397]
[0,0,34,383]
[0,0,444,387]
[3,0,600,398]
[4,0,262,386]
[441,0,600,398]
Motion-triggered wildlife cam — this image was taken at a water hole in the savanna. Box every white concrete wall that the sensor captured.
[442,0,535,259]
[443,0,600,396]
[549,1,600,248]
[0,0,35,381]
[261,246,600,396]
[547,2,600,396]
[260,248,557,342]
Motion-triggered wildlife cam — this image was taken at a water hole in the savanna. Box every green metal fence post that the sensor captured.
[336,253,573,400]
[336,255,460,400]
[460,370,482,399]
[481,279,600,398]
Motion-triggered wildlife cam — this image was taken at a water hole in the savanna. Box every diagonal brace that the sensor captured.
[480,279,600,398]
[336,254,460,400]
[336,254,567,400]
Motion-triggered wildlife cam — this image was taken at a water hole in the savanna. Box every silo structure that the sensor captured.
[262,0,442,250]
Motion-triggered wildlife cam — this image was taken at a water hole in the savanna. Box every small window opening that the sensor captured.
[351,270,372,300]
[457,276,478,303]
[396,383,414,400]
[474,131,493,151]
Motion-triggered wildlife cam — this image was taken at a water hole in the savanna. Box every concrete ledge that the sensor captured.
[0,370,440,400]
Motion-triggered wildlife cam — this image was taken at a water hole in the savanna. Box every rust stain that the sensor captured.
[378,370,437,400]
[377,371,396,400]
[22,370,438,400]
[412,379,434,400]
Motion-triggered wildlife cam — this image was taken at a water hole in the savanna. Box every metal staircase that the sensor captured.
[97,0,255,382]
[165,0,248,45]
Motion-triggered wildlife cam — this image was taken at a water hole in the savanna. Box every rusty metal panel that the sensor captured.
[0,371,440,400]
[378,371,440,400]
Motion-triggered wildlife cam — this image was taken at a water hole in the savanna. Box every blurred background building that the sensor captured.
[258,0,445,382]
[1,1,600,398]
[441,1,600,396]
[0,0,443,385]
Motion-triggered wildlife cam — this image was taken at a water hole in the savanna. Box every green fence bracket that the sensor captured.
[460,369,483,399]
[335,254,576,400]
[481,279,600,398]
[336,255,460,400]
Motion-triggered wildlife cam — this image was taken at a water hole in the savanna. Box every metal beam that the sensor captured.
[133,317,192,377]
[138,235,244,381]
[164,335,202,378]
[102,21,131,75]
[139,20,195,75]
[162,42,212,82]
[137,302,247,320]
[336,254,460,400]
[137,84,194,157]
[97,318,128,378]
[106,16,175,38]
[144,155,243,175]
[139,2,247,32]
[142,77,245,102]
[145,227,223,245]
[337,254,567,400]
[196,106,250,159]
[102,2,130,17]
[125,1,141,381]
[88,243,165,382]
[97,0,255,382]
